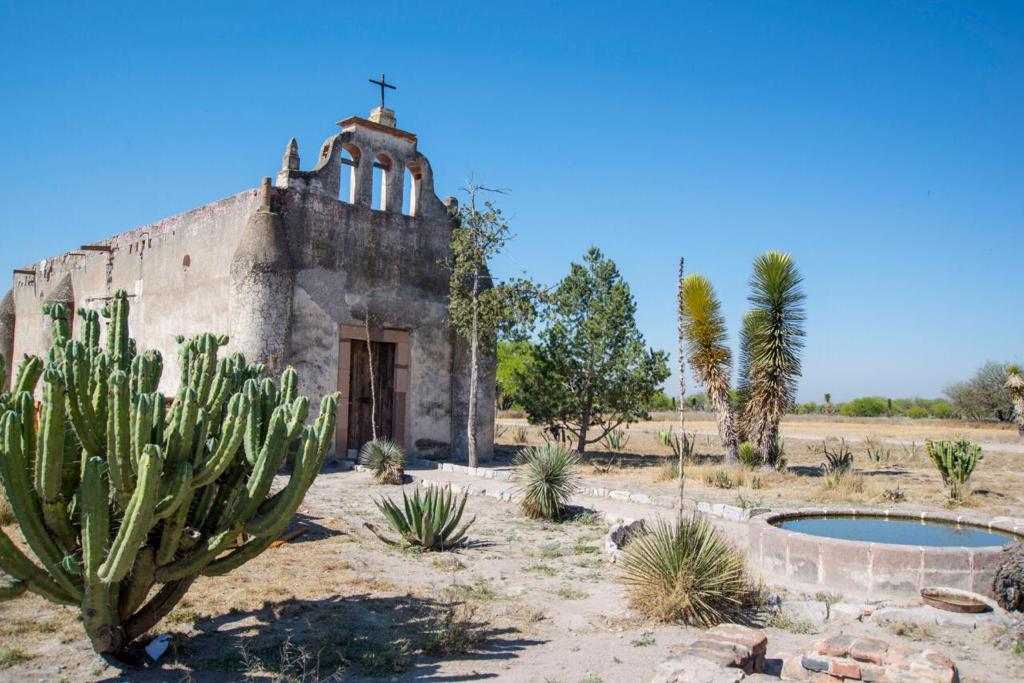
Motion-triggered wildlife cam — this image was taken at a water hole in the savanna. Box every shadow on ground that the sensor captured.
[100,593,546,682]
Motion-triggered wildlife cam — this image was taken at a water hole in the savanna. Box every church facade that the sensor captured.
[0,106,495,462]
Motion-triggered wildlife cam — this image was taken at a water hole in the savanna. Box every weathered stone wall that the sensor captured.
[10,189,258,392]
[4,114,495,462]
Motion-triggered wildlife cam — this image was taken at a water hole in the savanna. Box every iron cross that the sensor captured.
[369,73,396,108]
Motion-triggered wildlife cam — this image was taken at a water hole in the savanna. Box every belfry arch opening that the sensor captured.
[339,144,361,204]
[372,153,392,211]
[403,162,422,217]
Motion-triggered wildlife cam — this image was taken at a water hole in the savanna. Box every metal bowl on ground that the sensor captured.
[921,587,991,613]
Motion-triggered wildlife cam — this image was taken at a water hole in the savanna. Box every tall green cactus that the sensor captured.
[0,290,338,656]
[926,439,983,502]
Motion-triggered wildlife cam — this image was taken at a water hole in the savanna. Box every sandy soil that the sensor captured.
[1,457,1022,682]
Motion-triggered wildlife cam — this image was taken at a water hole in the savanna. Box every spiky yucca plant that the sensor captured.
[359,439,406,485]
[1005,365,1024,438]
[515,444,581,519]
[742,252,805,468]
[366,486,475,550]
[620,516,750,626]
[678,275,739,463]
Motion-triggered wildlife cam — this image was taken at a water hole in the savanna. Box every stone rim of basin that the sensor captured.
[754,507,1023,550]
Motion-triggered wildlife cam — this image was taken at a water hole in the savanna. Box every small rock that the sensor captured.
[780,599,829,625]
[829,602,870,621]
[650,654,745,683]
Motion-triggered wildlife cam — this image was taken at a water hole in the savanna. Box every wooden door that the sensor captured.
[347,339,396,451]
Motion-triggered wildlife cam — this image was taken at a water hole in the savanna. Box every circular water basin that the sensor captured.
[774,515,1015,548]
[748,508,1024,599]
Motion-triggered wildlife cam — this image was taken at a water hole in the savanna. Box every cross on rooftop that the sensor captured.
[369,73,396,109]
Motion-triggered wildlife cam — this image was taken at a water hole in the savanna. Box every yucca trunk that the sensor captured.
[1006,370,1024,438]
[708,377,739,464]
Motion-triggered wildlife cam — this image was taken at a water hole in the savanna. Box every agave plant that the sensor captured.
[821,439,854,487]
[678,274,740,463]
[603,428,629,451]
[620,516,750,626]
[366,486,474,550]
[742,252,806,468]
[515,444,581,519]
[359,439,406,485]
[512,426,528,444]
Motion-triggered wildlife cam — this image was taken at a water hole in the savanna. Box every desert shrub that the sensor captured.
[904,405,929,419]
[839,397,888,417]
[620,516,751,626]
[603,428,629,451]
[945,361,1015,421]
[512,426,528,444]
[359,439,406,485]
[704,468,743,489]
[927,439,983,503]
[366,486,475,550]
[657,428,673,447]
[515,444,581,519]
[882,486,907,503]
[420,601,488,655]
[737,441,758,468]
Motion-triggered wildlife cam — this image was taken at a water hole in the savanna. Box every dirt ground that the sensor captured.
[1,415,1022,682]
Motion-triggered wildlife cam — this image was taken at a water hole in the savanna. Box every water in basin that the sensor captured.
[775,515,1016,548]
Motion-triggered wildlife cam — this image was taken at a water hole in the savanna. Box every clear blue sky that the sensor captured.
[1,1,1021,402]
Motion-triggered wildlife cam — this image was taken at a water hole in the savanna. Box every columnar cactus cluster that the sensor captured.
[0,290,337,656]
[926,439,983,502]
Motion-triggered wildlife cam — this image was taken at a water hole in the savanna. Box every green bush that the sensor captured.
[359,439,406,485]
[367,486,475,550]
[620,516,751,626]
[839,397,888,417]
[515,444,581,519]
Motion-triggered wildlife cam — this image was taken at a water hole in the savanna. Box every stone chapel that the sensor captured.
[0,105,496,462]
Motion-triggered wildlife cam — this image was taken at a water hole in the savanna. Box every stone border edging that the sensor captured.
[428,461,770,522]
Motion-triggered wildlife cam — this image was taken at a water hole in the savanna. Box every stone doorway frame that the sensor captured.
[336,324,411,459]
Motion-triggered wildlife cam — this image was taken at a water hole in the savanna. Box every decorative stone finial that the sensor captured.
[258,177,273,213]
[282,138,300,171]
[369,107,397,128]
